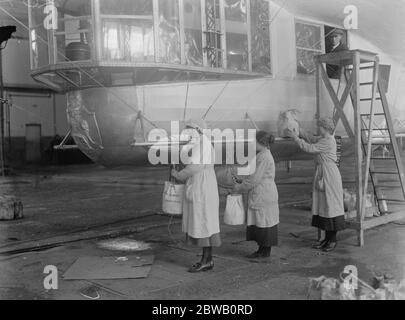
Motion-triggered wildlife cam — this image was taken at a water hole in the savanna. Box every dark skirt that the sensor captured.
[312,215,346,231]
[246,224,278,247]
[187,233,221,247]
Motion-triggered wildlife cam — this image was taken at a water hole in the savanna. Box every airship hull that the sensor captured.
[66,86,353,168]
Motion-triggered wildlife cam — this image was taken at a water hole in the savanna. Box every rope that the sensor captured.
[202,80,231,120]
[183,82,190,122]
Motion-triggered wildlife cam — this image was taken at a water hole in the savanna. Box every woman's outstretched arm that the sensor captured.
[172,164,204,183]
[233,155,268,193]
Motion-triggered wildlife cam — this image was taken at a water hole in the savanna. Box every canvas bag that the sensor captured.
[224,194,246,226]
[278,109,300,138]
[162,181,184,215]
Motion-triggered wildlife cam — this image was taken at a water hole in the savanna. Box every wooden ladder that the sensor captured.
[344,62,405,218]
[315,50,405,246]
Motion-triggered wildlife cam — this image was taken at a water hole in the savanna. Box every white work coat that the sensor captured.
[176,134,220,239]
[234,149,280,228]
[294,133,344,219]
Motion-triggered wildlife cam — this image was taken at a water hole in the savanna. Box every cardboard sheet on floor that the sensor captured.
[63,255,154,280]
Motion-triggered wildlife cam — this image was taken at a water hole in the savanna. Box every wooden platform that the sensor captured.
[346,208,405,230]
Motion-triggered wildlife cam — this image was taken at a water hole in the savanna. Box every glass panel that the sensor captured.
[295,21,323,74]
[205,0,223,68]
[54,0,93,62]
[184,0,203,66]
[295,22,322,51]
[102,19,154,62]
[100,0,154,62]
[30,28,49,69]
[29,0,49,69]
[296,49,317,75]
[250,0,271,74]
[158,0,181,64]
[225,0,248,71]
[100,0,153,15]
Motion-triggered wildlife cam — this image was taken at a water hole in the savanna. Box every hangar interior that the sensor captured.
[0,0,405,301]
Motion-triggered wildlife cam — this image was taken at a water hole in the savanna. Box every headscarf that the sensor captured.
[256,131,275,148]
[183,119,213,165]
[318,117,336,135]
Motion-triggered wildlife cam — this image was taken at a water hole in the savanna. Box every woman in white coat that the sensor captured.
[288,118,345,252]
[171,119,221,273]
[233,131,279,259]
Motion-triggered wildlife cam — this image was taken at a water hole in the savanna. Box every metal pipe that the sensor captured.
[0,49,5,175]
[53,93,57,136]
[6,94,11,153]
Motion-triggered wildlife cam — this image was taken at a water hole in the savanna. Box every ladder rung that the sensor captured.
[361,128,389,131]
[364,142,391,145]
[346,66,375,71]
[377,199,405,203]
[371,171,399,175]
[360,82,374,86]
[375,185,402,189]
[360,97,382,102]
[370,157,396,160]
[361,113,385,117]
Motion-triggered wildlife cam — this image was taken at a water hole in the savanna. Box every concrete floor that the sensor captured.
[0,159,404,300]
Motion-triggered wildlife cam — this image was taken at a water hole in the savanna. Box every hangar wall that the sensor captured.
[1,38,69,164]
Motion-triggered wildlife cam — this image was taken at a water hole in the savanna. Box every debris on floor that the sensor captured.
[80,286,101,300]
[63,255,154,280]
[307,274,405,300]
[0,195,23,221]
[97,238,152,252]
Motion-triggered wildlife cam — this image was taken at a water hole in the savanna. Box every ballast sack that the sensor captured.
[278,109,300,138]
[162,181,184,215]
[224,194,246,226]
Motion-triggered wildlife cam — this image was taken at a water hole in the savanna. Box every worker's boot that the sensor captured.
[246,248,262,259]
[312,239,328,250]
[322,241,337,252]
[260,246,271,258]
[322,232,338,252]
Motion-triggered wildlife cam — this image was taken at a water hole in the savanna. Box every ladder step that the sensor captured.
[363,142,391,145]
[346,66,375,71]
[370,157,396,160]
[360,97,382,102]
[375,185,402,189]
[361,113,385,117]
[360,82,374,86]
[361,128,389,131]
[377,199,405,203]
[371,171,399,175]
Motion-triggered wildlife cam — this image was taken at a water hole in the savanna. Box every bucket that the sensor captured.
[162,181,184,215]
[224,194,246,226]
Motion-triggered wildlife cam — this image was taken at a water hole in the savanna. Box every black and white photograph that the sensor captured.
[0,0,404,306]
